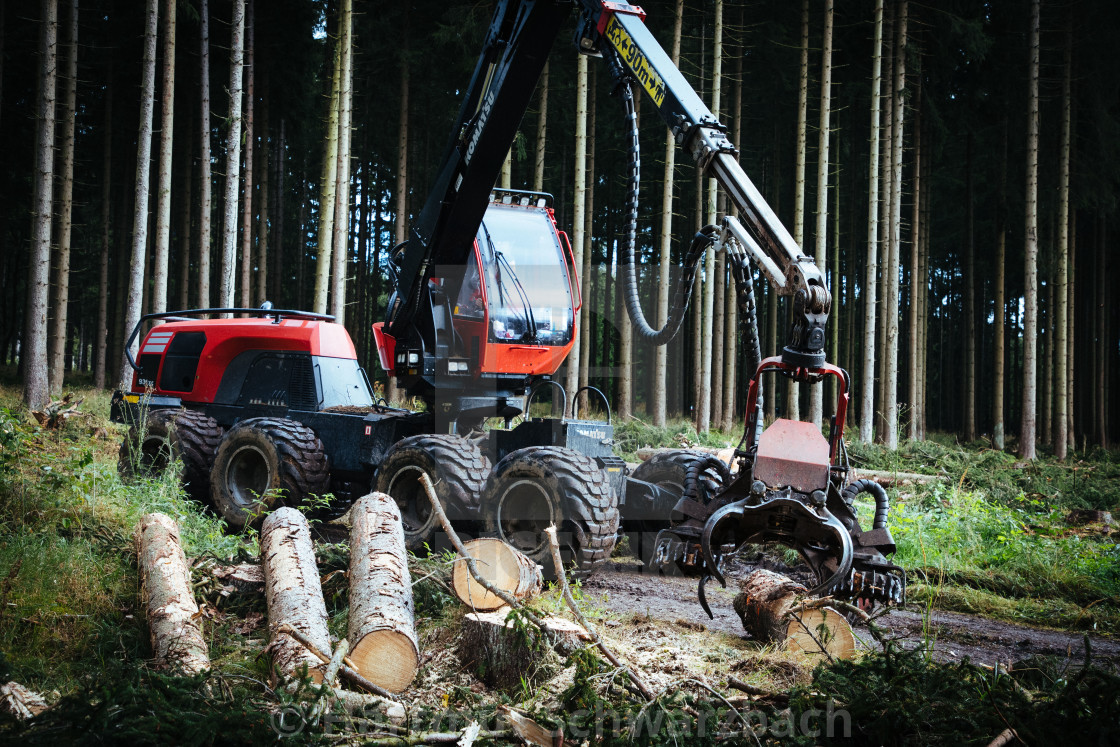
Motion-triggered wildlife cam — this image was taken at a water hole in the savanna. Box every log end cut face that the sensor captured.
[753,418,830,493]
[452,538,543,612]
[349,630,419,693]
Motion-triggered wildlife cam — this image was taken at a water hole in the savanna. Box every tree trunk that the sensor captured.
[262,507,331,685]
[197,0,212,309]
[808,0,834,428]
[458,611,588,692]
[732,569,854,658]
[151,0,175,321]
[1020,0,1040,460]
[95,71,112,389]
[721,18,743,434]
[577,70,596,415]
[178,111,194,310]
[565,52,589,414]
[533,60,548,193]
[347,492,418,694]
[786,0,810,423]
[965,132,977,441]
[388,37,409,403]
[313,33,341,314]
[48,0,77,393]
[134,513,210,674]
[255,76,269,305]
[907,63,923,442]
[119,0,158,387]
[451,538,542,612]
[652,0,682,428]
[330,0,353,323]
[218,0,245,313]
[994,119,1008,449]
[883,0,907,450]
[24,0,58,409]
[699,0,724,433]
[238,0,254,308]
[1055,18,1071,460]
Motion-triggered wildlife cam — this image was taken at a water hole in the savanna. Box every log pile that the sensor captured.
[733,569,855,659]
[347,492,420,693]
[261,506,332,684]
[451,537,542,611]
[134,513,211,674]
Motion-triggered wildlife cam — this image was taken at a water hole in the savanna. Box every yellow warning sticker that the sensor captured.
[605,15,667,109]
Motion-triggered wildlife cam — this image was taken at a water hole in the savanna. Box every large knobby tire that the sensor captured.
[375,434,490,552]
[482,446,619,579]
[117,409,223,504]
[626,450,727,570]
[210,418,329,530]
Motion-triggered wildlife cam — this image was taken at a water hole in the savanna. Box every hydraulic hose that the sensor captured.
[842,478,890,531]
[613,65,718,346]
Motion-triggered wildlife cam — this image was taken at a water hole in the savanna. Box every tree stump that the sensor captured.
[733,569,855,659]
[458,610,590,691]
[452,538,542,611]
[261,507,331,685]
[134,513,211,675]
[347,492,419,693]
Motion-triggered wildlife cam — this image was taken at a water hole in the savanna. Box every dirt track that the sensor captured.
[585,562,1120,670]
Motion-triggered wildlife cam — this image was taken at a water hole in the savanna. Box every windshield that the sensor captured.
[473,207,574,346]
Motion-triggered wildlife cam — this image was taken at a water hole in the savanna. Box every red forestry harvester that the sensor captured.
[113,0,903,612]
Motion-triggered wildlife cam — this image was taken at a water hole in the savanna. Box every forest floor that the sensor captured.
[0,378,1118,744]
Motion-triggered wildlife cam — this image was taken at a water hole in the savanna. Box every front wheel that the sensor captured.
[210,418,329,529]
[481,447,618,579]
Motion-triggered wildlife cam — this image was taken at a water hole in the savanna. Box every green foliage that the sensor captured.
[1,661,279,746]
[789,640,1120,745]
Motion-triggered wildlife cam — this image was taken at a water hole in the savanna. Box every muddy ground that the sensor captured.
[584,560,1120,670]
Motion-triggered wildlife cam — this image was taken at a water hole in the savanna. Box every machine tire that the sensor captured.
[375,434,491,552]
[117,408,223,504]
[481,446,618,579]
[210,418,329,529]
[626,450,727,571]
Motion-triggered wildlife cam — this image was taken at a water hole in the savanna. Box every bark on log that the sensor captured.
[451,538,542,611]
[134,513,211,674]
[261,507,331,685]
[733,569,854,659]
[852,468,945,486]
[348,492,419,693]
[458,610,590,691]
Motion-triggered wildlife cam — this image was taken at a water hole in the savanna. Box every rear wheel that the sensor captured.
[375,435,490,552]
[481,447,618,579]
[627,450,727,572]
[210,418,329,529]
[117,409,223,504]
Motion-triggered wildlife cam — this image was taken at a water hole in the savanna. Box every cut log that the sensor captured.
[348,492,419,693]
[261,506,331,685]
[451,538,542,611]
[1067,509,1114,526]
[134,513,210,675]
[458,610,590,691]
[852,468,946,486]
[733,569,855,659]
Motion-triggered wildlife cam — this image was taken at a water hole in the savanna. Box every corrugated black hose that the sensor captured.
[613,64,718,346]
[841,478,890,531]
